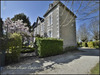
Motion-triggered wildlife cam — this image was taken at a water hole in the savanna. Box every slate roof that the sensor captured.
[32,1,77,29]
[32,16,44,29]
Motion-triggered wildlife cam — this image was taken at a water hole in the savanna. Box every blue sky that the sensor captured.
[1,1,99,30]
[1,1,52,25]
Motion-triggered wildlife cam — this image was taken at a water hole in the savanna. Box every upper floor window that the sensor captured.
[49,15,52,25]
[34,28,36,35]
[41,24,44,31]
[37,26,39,34]
[38,20,40,24]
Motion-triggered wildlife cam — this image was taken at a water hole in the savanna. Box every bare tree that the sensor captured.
[78,23,90,42]
[61,1,99,28]
[88,18,99,41]
[63,1,99,42]
[76,30,80,42]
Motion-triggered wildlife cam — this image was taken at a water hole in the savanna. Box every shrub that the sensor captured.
[87,42,94,48]
[0,37,7,66]
[5,33,22,64]
[82,42,88,47]
[77,42,82,47]
[87,41,99,48]
[93,41,99,48]
[0,37,7,50]
[21,47,34,53]
[64,46,78,52]
[36,37,63,57]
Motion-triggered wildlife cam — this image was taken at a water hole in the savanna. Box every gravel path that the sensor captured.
[1,47,99,74]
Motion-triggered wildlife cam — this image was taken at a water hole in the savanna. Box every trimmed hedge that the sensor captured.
[36,37,63,57]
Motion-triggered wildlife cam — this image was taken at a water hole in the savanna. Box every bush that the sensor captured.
[82,42,88,47]
[0,38,7,66]
[77,42,82,47]
[93,41,99,48]
[21,47,34,53]
[36,37,63,57]
[87,42,94,48]
[5,33,22,64]
[64,46,78,52]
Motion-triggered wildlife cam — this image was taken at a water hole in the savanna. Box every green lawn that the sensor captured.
[90,63,99,74]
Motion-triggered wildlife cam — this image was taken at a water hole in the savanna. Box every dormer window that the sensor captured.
[38,20,40,24]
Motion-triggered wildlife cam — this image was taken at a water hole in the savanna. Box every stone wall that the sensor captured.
[59,4,77,49]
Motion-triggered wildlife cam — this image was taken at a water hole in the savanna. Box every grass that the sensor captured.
[90,63,99,74]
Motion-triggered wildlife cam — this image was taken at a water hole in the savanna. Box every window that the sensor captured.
[34,28,36,36]
[38,20,40,24]
[37,26,39,34]
[49,15,52,25]
[48,30,52,37]
[41,24,44,31]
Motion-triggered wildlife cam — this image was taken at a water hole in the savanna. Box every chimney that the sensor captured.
[49,3,53,9]
[53,0,60,3]
[53,0,60,6]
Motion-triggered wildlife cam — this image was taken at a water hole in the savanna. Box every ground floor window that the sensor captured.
[48,30,52,37]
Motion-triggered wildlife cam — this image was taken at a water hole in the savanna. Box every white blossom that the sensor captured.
[3,18,32,44]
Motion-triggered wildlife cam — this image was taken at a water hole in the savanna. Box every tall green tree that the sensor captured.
[11,13,31,28]
[0,18,3,37]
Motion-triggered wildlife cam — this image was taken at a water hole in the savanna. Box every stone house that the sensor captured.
[32,1,77,49]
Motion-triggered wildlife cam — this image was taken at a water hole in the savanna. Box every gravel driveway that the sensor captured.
[1,47,99,74]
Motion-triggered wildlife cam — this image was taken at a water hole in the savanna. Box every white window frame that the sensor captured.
[48,13,53,26]
[49,15,52,25]
[41,24,44,31]
[34,28,36,36]
[37,26,39,34]
[48,30,52,37]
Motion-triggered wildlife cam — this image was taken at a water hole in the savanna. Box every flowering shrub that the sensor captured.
[3,18,31,44]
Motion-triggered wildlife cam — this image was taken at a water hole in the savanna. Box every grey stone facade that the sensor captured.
[32,1,77,49]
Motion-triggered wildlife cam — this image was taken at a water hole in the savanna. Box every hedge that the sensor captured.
[5,33,22,64]
[36,37,63,57]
